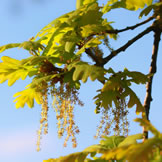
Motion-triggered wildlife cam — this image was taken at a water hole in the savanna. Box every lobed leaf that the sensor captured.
[102,137,162,162]
[102,0,153,14]
[100,136,125,149]
[13,87,42,108]
[0,56,37,86]
[94,68,148,113]
[0,43,20,53]
[139,2,162,18]
[124,87,145,114]
[43,152,88,162]
[68,61,106,83]
[118,134,143,147]
[76,36,103,55]
[0,41,44,56]
[134,118,161,137]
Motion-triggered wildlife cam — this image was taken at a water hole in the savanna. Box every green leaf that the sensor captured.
[100,136,125,149]
[78,3,103,26]
[102,0,153,13]
[13,87,42,108]
[76,36,103,55]
[41,28,61,56]
[139,2,162,18]
[96,91,121,109]
[118,134,143,147]
[81,24,110,37]
[68,61,106,83]
[65,42,76,53]
[0,43,20,53]
[124,68,149,84]
[44,152,88,162]
[20,41,45,55]
[102,137,162,161]
[76,0,84,9]
[0,56,37,86]
[134,118,161,137]
[94,68,147,113]
[30,74,60,89]
[63,70,81,89]
[83,0,97,6]
[139,5,154,18]
[0,41,44,56]
[102,120,162,162]
[124,87,144,114]
[83,144,107,154]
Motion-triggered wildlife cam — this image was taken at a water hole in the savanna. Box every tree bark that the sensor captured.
[143,26,161,140]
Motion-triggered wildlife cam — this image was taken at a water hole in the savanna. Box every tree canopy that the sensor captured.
[0,0,162,161]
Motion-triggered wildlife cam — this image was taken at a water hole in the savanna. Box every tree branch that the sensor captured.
[82,17,154,66]
[143,27,161,140]
[104,16,155,34]
[85,48,105,66]
[101,26,155,66]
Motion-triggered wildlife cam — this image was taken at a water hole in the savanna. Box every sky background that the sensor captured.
[0,0,162,162]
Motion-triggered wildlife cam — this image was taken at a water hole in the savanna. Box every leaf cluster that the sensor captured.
[44,119,162,162]
[0,0,161,156]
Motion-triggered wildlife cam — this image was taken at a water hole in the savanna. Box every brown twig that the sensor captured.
[85,48,102,66]
[104,16,155,34]
[82,17,155,66]
[101,26,155,66]
[143,27,161,140]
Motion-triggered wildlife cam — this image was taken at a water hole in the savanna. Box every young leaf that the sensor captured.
[0,43,20,53]
[68,61,106,83]
[139,2,162,18]
[44,152,88,162]
[83,0,97,6]
[134,118,161,137]
[100,136,125,149]
[124,87,145,114]
[76,36,103,55]
[118,134,143,147]
[102,0,153,13]
[102,137,162,161]
[76,0,84,9]
[0,41,44,56]
[13,87,42,108]
[94,69,147,113]
[0,56,37,86]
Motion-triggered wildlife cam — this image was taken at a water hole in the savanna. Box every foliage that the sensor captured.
[0,0,162,161]
[44,119,162,162]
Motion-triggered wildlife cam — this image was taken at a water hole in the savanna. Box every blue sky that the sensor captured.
[0,0,162,162]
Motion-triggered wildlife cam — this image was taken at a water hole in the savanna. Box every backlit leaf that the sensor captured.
[76,0,84,9]
[118,134,143,147]
[0,43,20,53]
[83,0,97,6]
[68,61,106,83]
[139,2,162,18]
[76,36,103,55]
[13,87,42,108]
[100,136,125,149]
[134,118,161,137]
[44,152,88,162]
[103,0,153,13]
[94,69,147,113]
[0,56,37,86]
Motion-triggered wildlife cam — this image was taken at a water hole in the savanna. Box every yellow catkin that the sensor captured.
[36,80,83,150]
[36,83,49,151]
[51,83,82,148]
[95,98,129,138]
